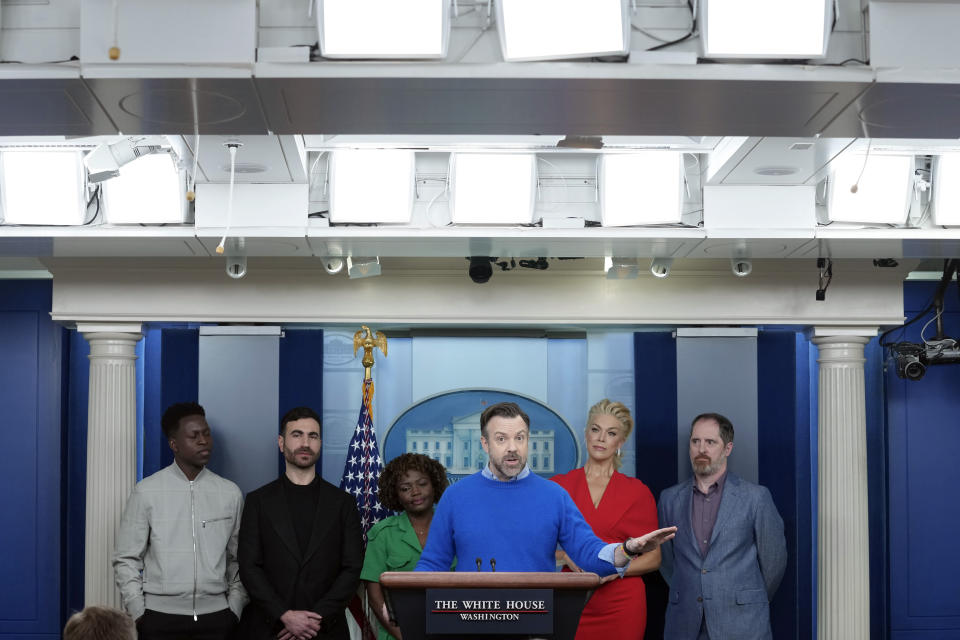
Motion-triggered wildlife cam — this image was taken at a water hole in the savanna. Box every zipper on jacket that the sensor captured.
[190,480,198,621]
[201,516,230,528]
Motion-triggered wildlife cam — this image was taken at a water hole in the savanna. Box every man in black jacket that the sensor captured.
[238,407,363,640]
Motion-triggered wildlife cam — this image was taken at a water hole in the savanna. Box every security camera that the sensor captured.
[225,255,247,279]
[468,256,494,284]
[731,259,753,277]
[84,138,164,183]
[322,257,345,275]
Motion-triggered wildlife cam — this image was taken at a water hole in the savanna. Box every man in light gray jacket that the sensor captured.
[114,402,247,640]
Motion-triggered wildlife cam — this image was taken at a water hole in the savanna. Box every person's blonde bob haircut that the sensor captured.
[586,399,634,470]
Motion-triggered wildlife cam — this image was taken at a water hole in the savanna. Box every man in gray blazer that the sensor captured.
[658,413,786,640]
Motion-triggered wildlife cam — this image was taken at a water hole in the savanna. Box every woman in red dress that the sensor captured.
[552,399,660,640]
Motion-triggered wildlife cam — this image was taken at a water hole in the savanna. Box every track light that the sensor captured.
[322,257,345,275]
[731,258,753,277]
[650,258,673,278]
[84,138,165,183]
[347,256,381,279]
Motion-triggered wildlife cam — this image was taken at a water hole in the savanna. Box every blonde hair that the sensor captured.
[587,399,634,470]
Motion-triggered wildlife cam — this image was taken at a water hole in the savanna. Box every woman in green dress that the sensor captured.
[361,453,449,640]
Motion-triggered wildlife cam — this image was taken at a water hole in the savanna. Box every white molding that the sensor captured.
[46,258,909,328]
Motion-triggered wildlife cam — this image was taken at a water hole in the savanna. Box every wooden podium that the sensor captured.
[380,571,600,640]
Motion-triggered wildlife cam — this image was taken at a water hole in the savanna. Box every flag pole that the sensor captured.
[343,325,388,640]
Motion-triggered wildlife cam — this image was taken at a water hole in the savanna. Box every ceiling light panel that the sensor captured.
[600,152,685,226]
[497,0,629,61]
[703,0,831,58]
[827,153,914,225]
[934,153,960,226]
[329,150,416,224]
[103,152,186,224]
[0,150,86,225]
[318,0,450,59]
[449,153,537,224]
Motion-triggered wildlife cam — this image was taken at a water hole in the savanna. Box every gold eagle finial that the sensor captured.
[353,325,387,380]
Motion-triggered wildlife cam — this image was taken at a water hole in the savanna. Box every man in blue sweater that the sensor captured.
[416,402,676,575]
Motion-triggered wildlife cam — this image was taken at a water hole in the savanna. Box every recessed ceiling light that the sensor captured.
[754,166,799,176]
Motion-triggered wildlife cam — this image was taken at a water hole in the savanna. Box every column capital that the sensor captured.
[77,322,142,337]
[810,326,878,341]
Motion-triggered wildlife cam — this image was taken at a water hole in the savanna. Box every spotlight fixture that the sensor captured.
[449,153,537,224]
[496,0,630,61]
[347,256,381,279]
[702,0,833,59]
[650,258,673,278]
[933,153,960,226]
[322,257,345,275]
[0,149,87,225]
[468,256,495,284]
[731,258,752,278]
[84,138,165,183]
[599,152,685,226]
[827,152,914,224]
[328,149,416,223]
[317,0,451,59]
[604,257,639,280]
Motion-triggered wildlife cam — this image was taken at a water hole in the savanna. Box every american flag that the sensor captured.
[339,378,391,540]
[339,378,389,640]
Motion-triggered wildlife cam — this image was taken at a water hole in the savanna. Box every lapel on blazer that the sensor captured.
[708,472,742,548]
[302,481,336,564]
[678,477,699,554]
[263,480,302,560]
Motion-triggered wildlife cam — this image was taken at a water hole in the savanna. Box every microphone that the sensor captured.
[476,557,482,571]
[490,558,496,572]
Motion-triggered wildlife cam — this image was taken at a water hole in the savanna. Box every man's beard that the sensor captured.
[693,456,722,476]
[285,447,319,469]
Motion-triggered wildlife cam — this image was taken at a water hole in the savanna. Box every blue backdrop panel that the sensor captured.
[633,331,678,640]
[758,331,804,640]
[279,329,324,477]
[142,328,199,478]
[887,280,960,639]
[65,331,90,620]
[0,281,63,639]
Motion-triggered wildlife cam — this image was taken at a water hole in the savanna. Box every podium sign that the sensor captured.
[382,572,598,640]
[426,588,553,635]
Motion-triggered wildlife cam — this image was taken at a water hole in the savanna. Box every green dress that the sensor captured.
[361,513,424,640]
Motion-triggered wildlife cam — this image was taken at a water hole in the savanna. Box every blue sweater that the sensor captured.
[415,471,614,575]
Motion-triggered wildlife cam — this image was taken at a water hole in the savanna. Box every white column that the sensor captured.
[812,327,875,640]
[79,323,142,608]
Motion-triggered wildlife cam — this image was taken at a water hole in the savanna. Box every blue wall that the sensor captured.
[886,281,960,640]
[0,281,65,639]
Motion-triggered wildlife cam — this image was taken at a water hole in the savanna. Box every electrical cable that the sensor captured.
[110,0,120,60]
[644,0,696,52]
[216,144,240,255]
[850,139,872,194]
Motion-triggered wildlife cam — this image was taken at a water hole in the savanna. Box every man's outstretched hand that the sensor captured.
[627,526,678,556]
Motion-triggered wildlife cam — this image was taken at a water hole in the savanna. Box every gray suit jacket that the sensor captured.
[658,473,786,640]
